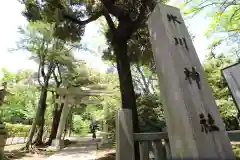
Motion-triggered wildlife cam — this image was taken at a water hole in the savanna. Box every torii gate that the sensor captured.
[52,87,113,148]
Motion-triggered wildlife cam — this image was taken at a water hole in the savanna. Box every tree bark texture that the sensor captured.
[33,88,48,146]
[46,95,64,145]
[113,39,140,160]
[25,87,48,148]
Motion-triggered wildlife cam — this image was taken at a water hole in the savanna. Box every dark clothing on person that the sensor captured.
[90,120,97,139]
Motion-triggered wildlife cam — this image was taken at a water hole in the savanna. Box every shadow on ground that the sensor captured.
[95,143,240,160]
[96,152,115,160]
[54,145,97,156]
[4,146,55,160]
[96,142,115,160]
[4,149,27,159]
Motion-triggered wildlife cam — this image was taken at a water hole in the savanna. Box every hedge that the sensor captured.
[4,123,31,137]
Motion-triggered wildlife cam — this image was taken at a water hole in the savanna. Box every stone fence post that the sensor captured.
[116,109,135,160]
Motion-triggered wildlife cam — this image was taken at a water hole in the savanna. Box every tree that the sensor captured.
[102,25,154,65]
[45,64,64,145]
[85,70,121,140]
[22,0,167,128]
[103,21,166,132]
[203,53,239,130]
[53,61,115,140]
[137,94,165,132]
[21,1,172,157]
[16,21,75,148]
[102,25,157,91]
[102,19,167,132]
[184,0,240,57]
[184,1,240,129]
[0,69,39,124]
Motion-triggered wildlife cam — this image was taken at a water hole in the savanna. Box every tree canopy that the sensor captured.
[184,0,240,57]
[2,0,240,158]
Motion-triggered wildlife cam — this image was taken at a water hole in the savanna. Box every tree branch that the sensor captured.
[133,0,156,32]
[53,69,59,85]
[186,0,239,18]
[100,0,127,19]
[37,63,44,88]
[62,9,103,26]
[56,64,62,84]
[40,57,45,78]
[44,61,56,86]
[103,10,116,33]
[38,40,46,78]
[52,63,63,86]
[230,7,240,22]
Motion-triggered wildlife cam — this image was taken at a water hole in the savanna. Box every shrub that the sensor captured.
[5,123,31,137]
[72,115,90,136]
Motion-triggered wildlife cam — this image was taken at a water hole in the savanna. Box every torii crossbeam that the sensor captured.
[52,87,114,149]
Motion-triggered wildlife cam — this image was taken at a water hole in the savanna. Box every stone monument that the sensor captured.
[147,3,235,159]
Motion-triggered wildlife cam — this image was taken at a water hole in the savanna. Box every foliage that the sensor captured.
[203,53,239,130]
[184,0,240,57]
[61,61,95,88]
[183,0,240,130]
[131,64,158,95]
[0,66,120,140]
[22,1,171,140]
[72,71,120,139]
[103,94,121,140]
[17,21,76,81]
[5,123,31,137]
[15,20,80,146]
[137,94,165,132]
[1,68,33,84]
[102,25,154,67]
[232,144,240,158]
[21,0,85,42]
[4,0,240,148]
[72,115,90,136]
[102,17,163,132]
[0,69,39,123]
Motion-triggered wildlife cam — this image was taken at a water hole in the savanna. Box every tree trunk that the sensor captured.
[25,110,39,149]
[67,110,73,137]
[113,40,140,160]
[46,95,64,145]
[25,87,48,148]
[114,40,139,131]
[34,125,44,145]
[33,88,48,146]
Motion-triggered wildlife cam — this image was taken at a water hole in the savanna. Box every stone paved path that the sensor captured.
[46,137,100,160]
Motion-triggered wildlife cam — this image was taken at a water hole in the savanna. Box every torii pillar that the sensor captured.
[52,87,112,148]
[102,102,109,144]
[147,3,235,159]
[54,95,71,149]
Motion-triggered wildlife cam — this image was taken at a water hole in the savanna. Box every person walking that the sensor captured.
[90,119,97,139]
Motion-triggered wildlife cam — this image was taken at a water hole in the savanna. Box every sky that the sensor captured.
[0,0,215,74]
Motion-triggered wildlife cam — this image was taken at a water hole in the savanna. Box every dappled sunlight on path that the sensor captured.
[46,136,100,160]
